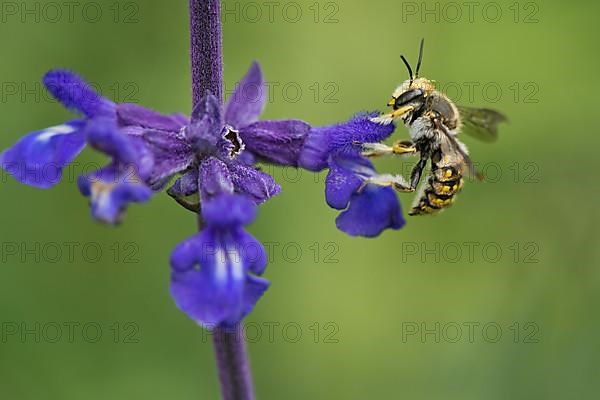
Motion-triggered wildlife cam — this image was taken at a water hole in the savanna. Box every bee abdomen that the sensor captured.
[409,166,464,216]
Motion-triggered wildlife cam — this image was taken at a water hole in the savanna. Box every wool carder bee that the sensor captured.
[363,39,507,215]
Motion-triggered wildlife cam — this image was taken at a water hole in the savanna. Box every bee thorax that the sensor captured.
[406,117,437,142]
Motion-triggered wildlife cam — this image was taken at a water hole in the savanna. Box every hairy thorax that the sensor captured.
[405,91,461,144]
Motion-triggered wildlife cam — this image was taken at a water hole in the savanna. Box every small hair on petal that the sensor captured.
[326,112,396,152]
[43,70,114,118]
[186,92,223,150]
[228,163,281,204]
[298,112,396,172]
[238,119,311,167]
[117,103,189,132]
[199,157,235,201]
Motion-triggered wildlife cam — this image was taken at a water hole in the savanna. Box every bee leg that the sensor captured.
[410,156,429,189]
[392,140,417,156]
[360,142,395,157]
[360,140,417,158]
[359,174,415,193]
[369,113,394,125]
[392,182,415,193]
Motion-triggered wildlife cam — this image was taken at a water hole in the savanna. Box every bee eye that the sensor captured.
[394,89,424,110]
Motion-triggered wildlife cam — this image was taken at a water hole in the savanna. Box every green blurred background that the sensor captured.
[1,0,599,398]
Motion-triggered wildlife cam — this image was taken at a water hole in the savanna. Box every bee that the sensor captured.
[363,39,507,216]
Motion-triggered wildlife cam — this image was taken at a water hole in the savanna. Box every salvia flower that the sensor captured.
[161,63,310,328]
[165,62,311,212]
[0,69,187,223]
[170,194,268,328]
[299,112,406,237]
[0,63,312,328]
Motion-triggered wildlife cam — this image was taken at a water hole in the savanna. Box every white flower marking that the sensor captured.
[35,124,76,143]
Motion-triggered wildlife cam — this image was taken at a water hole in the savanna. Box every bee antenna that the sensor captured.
[400,55,414,84]
[415,38,425,77]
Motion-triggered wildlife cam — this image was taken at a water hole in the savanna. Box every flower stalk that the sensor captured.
[189,1,255,399]
[212,328,256,400]
[190,0,223,106]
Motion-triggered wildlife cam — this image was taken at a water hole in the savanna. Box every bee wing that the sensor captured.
[457,106,507,142]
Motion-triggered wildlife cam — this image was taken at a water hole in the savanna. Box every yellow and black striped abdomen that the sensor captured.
[409,165,464,216]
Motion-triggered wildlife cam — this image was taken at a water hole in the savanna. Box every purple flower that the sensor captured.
[170,194,268,328]
[76,117,155,223]
[1,63,312,328]
[1,64,310,225]
[164,62,311,211]
[0,69,187,223]
[162,63,310,328]
[299,113,406,237]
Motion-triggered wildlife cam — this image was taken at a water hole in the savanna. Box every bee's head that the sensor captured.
[386,39,433,120]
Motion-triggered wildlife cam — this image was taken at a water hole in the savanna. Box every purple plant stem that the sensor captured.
[189,1,256,399]
[190,0,223,106]
[212,329,256,400]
